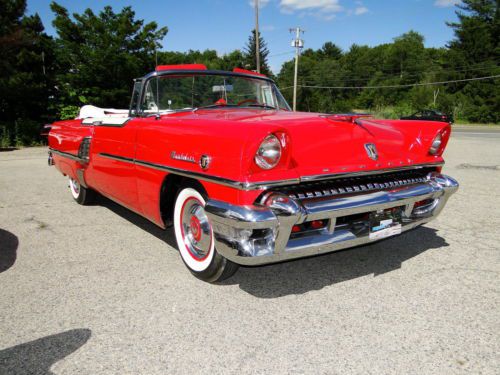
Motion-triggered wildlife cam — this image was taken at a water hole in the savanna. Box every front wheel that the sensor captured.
[173,187,238,282]
[69,177,96,205]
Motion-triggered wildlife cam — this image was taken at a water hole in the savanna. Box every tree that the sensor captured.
[50,1,168,114]
[387,31,427,80]
[318,42,343,60]
[243,29,272,76]
[0,0,55,146]
[445,0,499,122]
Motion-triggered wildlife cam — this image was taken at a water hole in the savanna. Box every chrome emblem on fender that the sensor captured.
[171,151,196,164]
[200,155,211,170]
[364,143,378,161]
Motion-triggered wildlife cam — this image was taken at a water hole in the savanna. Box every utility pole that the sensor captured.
[41,51,46,76]
[290,27,304,111]
[254,0,260,73]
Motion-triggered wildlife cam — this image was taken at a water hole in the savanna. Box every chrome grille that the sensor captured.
[274,168,436,200]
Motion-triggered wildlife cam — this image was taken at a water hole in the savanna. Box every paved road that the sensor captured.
[0,136,499,374]
[452,125,500,139]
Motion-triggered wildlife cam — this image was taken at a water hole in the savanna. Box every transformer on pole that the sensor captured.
[290,27,304,111]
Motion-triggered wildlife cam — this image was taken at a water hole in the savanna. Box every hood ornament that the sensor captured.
[364,143,378,161]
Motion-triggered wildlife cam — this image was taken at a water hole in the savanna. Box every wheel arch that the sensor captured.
[159,173,207,227]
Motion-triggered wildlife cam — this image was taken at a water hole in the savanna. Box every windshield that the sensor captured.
[140,73,290,114]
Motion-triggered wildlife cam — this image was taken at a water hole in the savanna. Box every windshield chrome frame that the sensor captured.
[131,70,289,117]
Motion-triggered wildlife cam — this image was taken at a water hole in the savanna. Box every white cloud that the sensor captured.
[434,0,461,7]
[279,0,343,15]
[354,6,368,15]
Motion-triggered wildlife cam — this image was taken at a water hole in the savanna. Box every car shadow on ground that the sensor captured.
[0,329,91,375]
[98,196,178,249]
[222,227,448,298]
[95,196,448,298]
[0,229,18,273]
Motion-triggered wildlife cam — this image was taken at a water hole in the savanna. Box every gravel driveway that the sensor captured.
[0,132,499,374]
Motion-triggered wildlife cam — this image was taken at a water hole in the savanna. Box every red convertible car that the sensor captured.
[48,64,458,282]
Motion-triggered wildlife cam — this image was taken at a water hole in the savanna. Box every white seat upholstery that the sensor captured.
[77,105,129,119]
[77,105,130,126]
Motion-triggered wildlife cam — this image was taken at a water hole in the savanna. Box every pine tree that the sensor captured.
[243,29,272,76]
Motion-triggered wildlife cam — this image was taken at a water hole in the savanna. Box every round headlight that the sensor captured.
[429,133,442,155]
[255,134,282,170]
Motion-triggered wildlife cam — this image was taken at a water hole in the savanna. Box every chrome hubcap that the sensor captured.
[70,178,80,195]
[181,198,212,260]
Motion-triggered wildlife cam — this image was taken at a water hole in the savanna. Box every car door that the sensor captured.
[85,119,140,211]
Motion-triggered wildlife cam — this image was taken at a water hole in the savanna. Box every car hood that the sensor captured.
[164,109,447,182]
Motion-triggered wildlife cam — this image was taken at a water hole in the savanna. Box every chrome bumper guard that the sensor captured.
[205,172,459,266]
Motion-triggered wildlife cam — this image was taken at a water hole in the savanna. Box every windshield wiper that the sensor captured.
[193,104,238,112]
[243,104,277,110]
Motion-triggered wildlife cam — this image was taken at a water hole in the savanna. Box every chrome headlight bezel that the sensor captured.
[255,134,282,170]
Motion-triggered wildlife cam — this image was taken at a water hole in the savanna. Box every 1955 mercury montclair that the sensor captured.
[48,64,459,282]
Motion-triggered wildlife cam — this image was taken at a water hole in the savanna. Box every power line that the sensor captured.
[283,59,500,83]
[299,64,500,84]
[278,56,500,76]
[279,74,500,90]
[268,51,295,58]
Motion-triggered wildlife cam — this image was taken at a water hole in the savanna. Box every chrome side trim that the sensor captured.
[99,153,134,163]
[98,152,444,191]
[99,152,247,189]
[76,169,88,188]
[49,148,87,164]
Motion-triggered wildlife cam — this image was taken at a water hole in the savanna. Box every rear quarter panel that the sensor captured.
[48,119,92,180]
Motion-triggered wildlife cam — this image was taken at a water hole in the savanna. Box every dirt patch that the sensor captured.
[457,163,500,171]
[25,216,51,231]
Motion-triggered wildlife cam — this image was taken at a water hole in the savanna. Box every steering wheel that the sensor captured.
[237,98,258,106]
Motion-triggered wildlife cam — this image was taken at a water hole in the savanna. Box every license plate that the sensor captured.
[369,210,402,240]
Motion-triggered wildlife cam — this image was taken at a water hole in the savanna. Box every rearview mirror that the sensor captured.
[212,85,233,93]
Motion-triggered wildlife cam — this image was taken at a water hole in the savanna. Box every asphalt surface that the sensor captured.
[452,125,500,138]
[0,129,499,374]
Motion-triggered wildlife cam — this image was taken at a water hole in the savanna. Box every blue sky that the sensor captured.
[27,0,462,73]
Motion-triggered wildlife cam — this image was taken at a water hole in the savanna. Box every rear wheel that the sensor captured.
[173,187,238,282]
[69,177,96,205]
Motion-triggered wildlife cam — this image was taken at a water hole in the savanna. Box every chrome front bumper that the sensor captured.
[205,173,459,266]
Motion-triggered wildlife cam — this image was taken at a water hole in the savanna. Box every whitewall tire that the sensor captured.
[174,188,215,272]
[173,186,238,282]
[68,177,96,205]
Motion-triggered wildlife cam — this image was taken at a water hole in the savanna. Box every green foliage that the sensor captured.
[0,126,11,148]
[276,9,499,123]
[14,118,40,146]
[157,49,247,72]
[0,0,54,146]
[243,29,272,76]
[50,1,168,109]
[0,0,497,149]
[59,105,79,120]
